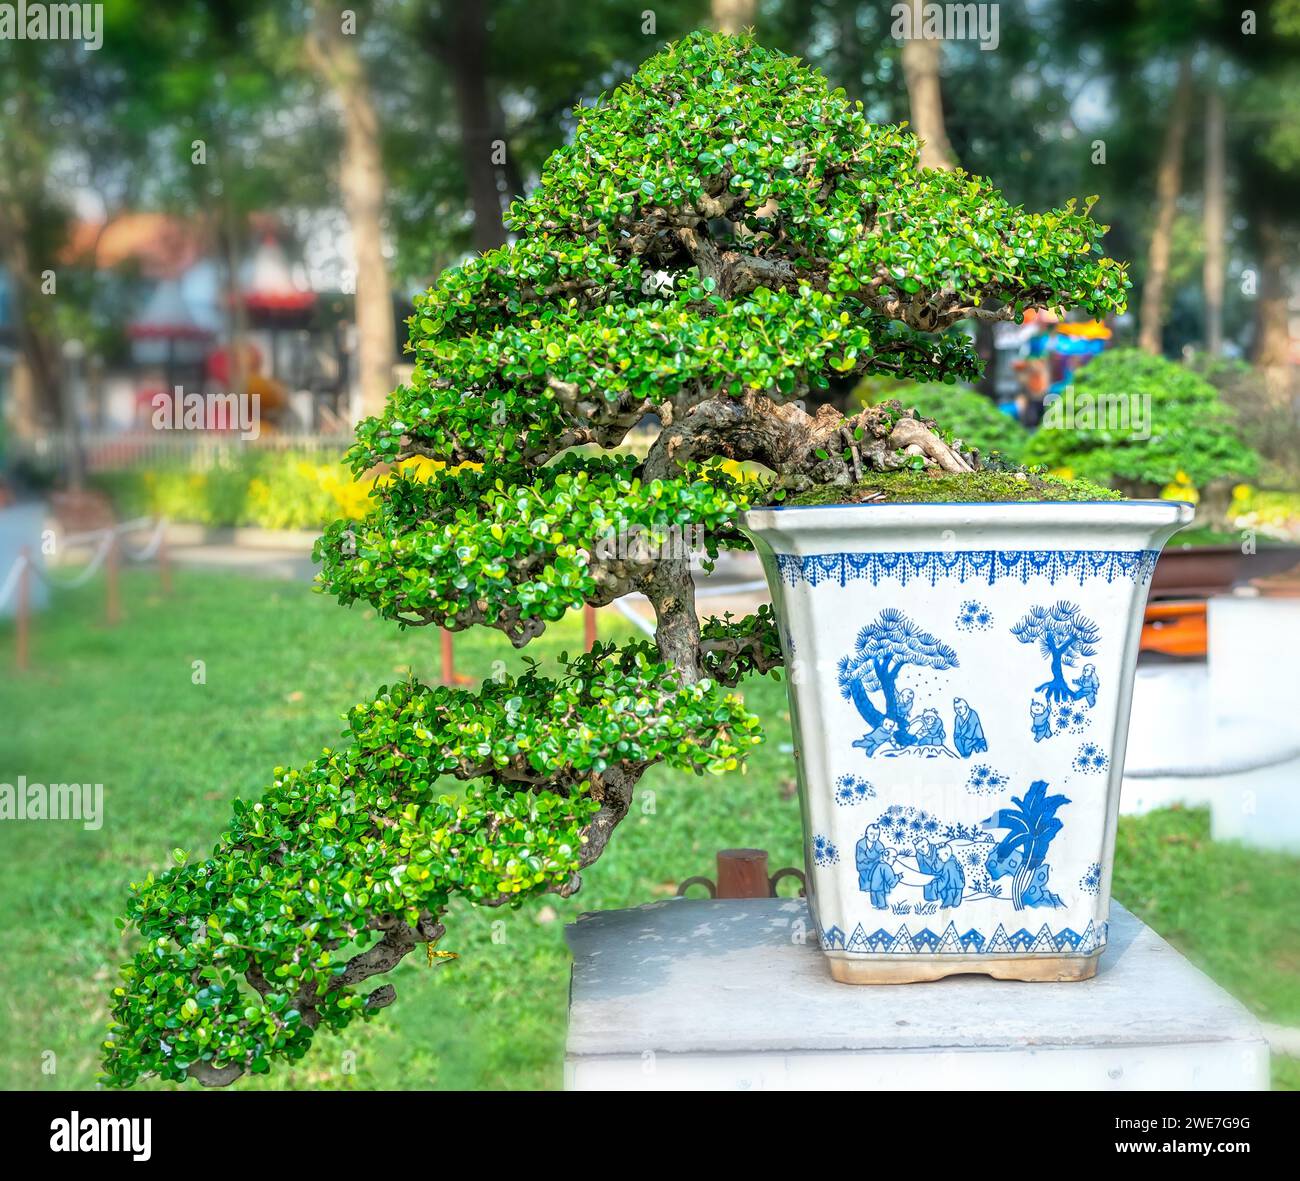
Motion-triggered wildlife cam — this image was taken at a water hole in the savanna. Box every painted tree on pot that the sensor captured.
[1010,600,1101,704]
[103,32,1127,1087]
[983,779,1071,910]
[839,609,959,747]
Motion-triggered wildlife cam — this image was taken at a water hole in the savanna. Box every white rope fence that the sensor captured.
[0,553,28,613]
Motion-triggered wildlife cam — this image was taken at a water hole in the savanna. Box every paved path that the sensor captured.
[169,543,318,583]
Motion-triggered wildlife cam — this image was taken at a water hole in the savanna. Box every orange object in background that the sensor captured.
[1141,601,1207,658]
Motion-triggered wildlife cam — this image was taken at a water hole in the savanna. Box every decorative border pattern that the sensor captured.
[819,919,1107,956]
[776,549,1160,589]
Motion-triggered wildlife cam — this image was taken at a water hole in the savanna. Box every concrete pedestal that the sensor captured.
[564,898,1268,1091]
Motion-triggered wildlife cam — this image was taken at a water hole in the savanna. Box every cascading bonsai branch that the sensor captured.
[103,31,1127,1088]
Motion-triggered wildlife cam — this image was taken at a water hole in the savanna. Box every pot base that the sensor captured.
[826,950,1101,985]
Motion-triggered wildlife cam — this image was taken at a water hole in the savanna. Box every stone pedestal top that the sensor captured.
[565,898,1268,1090]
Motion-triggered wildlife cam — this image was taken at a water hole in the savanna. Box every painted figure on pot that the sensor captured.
[952,697,987,757]
[856,824,901,908]
[923,844,966,908]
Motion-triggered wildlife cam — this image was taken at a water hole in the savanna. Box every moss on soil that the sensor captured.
[782,468,1124,506]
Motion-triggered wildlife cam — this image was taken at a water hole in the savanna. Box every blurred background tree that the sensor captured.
[1,0,1296,469]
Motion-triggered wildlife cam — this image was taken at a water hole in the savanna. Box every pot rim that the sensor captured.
[741,497,1195,533]
[753,497,1195,513]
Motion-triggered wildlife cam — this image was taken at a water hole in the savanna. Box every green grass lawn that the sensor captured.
[1,569,1296,1090]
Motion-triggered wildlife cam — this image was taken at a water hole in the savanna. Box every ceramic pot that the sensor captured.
[741,500,1193,983]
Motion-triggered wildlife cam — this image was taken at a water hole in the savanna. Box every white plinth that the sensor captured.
[564,898,1268,1091]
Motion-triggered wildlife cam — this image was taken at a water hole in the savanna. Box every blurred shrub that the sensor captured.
[95,452,449,530]
[855,377,1028,462]
[1022,349,1260,496]
[1188,352,1300,488]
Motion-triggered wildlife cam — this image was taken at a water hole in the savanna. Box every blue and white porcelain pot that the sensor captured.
[742,499,1193,983]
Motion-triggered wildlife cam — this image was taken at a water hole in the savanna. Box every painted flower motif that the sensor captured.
[966,763,1009,795]
[1055,701,1091,734]
[956,599,994,632]
[812,835,840,867]
[867,806,953,854]
[1073,742,1109,774]
[957,836,998,894]
[1079,862,1103,896]
[833,774,876,806]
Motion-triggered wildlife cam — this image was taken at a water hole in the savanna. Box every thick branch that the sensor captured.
[643,393,974,487]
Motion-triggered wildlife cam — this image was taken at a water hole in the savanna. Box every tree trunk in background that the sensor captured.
[1138,56,1192,355]
[713,0,756,35]
[1254,206,1295,408]
[0,97,62,438]
[219,190,251,403]
[433,0,509,254]
[834,0,864,97]
[308,1,396,421]
[1202,63,1226,357]
[900,0,954,171]
[0,226,63,438]
[490,85,525,211]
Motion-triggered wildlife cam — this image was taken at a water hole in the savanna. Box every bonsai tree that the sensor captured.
[103,32,1127,1088]
[1023,349,1260,523]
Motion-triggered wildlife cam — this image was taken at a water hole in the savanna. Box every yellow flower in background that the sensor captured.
[247,477,273,510]
[1160,471,1199,504]
[124,451,486,530]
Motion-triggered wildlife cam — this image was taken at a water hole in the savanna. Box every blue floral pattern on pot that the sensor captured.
[833,774,876,806]
[812,835,840,867]
[965,763,1009,795]
[955,599,994,632]
[1072,742,1109,774]
[741,501,1193,982]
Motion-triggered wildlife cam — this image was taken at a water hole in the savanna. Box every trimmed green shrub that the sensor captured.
[1022,349,1260,492]
[94,452,361,531]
